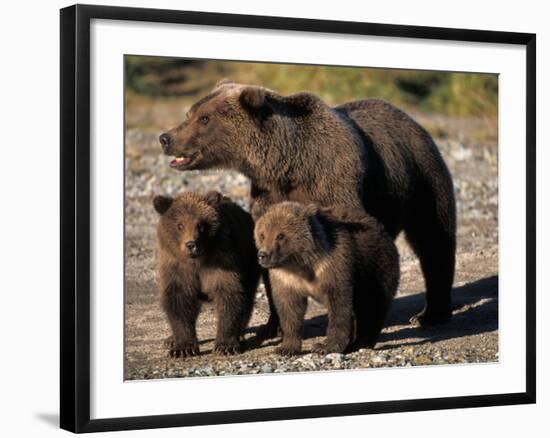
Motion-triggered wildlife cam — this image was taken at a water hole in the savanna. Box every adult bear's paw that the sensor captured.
[410,306,452,326]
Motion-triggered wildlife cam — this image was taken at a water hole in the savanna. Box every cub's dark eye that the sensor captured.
[199,115,209,125]
[177,223,184,232]
[276,233,285,241]
[259,233,265,241]
[198,223,207,233]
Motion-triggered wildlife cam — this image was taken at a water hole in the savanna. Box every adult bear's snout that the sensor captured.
[159,133,172,153]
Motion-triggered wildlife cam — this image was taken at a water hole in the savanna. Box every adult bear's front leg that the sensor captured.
[253,270,282,342]
[250,188,283,341]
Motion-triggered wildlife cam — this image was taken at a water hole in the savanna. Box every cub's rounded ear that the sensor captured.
[251,202,269,221]
[304,204,319,216]
[239,86,266,111]
[153,195,173,215]
[215,78,234,89]
[204,191,227,206]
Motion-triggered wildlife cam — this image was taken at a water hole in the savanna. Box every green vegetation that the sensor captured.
[125,56,497,118]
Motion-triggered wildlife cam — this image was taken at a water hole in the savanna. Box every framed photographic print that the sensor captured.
[60,4,536,433]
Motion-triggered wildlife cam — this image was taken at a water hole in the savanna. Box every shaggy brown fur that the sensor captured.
[254,202,399,355]
[153,191,260,356]
[160,80,456,334]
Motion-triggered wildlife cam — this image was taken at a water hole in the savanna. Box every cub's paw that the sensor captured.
[168,341,199,358]
[312,342,346,355]
[214,340,242,356]
[275,345,301,356]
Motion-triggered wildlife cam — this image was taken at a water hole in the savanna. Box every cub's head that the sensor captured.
[153,191,227,258]
[158,79,269,171]
[254,202,320,269]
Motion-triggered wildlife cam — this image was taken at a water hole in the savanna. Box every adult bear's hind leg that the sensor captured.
[405,182,456,325]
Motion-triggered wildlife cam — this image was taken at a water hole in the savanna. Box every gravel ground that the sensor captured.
[124,102,498,380]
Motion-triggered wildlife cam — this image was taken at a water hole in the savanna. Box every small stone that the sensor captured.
[260,364,273,373]
[450,146,472,161]
[202,365,215,376]
[325,353,345,363]
[415,355,433,365]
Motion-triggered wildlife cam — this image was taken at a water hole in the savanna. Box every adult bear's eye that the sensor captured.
[276,233,285,241]
[177,223,184,232]
[199,115,209,125]
[198,222,207,233]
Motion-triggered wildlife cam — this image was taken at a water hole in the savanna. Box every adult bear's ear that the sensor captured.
[215,78,234,89]
[281,92,315,117]
[153,195,173,215]
[239,86,266,111]
[204,191,227,207]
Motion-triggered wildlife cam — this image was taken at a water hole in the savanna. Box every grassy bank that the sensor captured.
[125,56,498,118]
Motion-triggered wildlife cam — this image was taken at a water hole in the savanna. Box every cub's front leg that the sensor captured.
[313,284,355,354]
[211,274,255,355]
[272,287,307,356]
[161,282,201,358]
[213,293,246,355]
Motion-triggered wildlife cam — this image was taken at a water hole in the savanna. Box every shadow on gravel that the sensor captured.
[248,275,498,350]
[377,275,498,349]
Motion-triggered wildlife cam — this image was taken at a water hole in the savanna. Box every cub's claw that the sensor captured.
[214,341,242,356]
[312,342,328,355]
[312,342,346,355]
[168,342,199,358]
[275,346,300,356]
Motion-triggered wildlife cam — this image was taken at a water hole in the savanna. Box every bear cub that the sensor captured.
[254,202,399,355]
[154,191,261,357]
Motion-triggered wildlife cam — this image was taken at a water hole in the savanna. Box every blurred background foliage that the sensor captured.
[125,56,498,119]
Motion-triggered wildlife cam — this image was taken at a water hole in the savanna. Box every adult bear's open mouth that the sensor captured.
[169,151,199,170]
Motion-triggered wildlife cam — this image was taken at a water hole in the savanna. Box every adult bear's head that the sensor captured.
[158,79,317,172]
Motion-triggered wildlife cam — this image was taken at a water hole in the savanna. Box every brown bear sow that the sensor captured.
[153,191,261,357]
[159,80,456,333]
[254,202,399,355]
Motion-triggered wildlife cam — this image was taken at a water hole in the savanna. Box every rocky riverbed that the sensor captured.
[124,103,498,380]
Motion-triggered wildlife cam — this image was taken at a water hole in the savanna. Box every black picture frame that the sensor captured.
[60,4,536,433]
